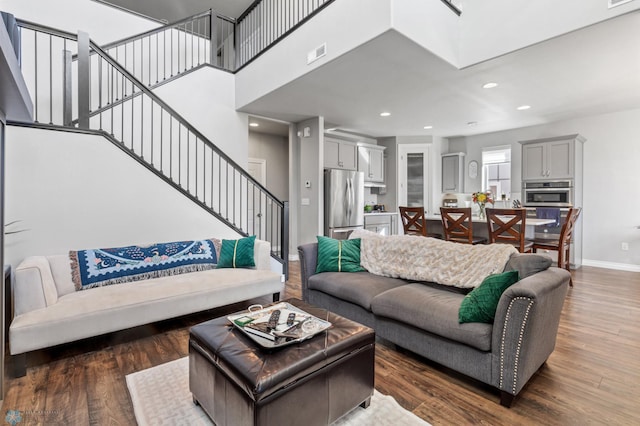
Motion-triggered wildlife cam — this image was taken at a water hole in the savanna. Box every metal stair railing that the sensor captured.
[12,20,288,272]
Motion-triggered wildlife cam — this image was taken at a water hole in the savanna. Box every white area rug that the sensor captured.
[126,357,430,426]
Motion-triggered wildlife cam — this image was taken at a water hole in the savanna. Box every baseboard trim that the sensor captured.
[582,259,640,272]
[289,253,299,261]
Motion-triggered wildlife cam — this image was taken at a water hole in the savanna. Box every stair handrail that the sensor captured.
[13,18,282,206]
[87,38,281,204]
[88,36,289,268]
[11,19,288,270]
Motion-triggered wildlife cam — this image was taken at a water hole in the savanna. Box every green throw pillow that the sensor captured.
[217,235,256,268]
[458,270,520,324]
[315,236,366,273]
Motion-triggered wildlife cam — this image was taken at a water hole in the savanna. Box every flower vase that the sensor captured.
[478,204,486,220]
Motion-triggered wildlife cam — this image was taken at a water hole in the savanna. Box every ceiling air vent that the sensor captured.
[608,0,635,8]
[307,43,327,65]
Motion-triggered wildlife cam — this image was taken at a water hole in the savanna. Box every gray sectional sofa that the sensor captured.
[298,240,570,407]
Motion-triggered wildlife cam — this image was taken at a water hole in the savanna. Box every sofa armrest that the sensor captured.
[491,267,570,400]
[254,239,272,271]
[14,256,60,316]
[297,243,319,302]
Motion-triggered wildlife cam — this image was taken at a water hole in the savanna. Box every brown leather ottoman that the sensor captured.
[189,298,375,426]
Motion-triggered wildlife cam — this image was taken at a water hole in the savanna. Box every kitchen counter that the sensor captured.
[364,212,398,235]
[364,211,397,216]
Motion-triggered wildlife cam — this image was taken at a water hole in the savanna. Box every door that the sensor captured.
[325,169,364,230]
[324,138,341,169]
[398,144,432,213]
[547,140,573,179]
[247,158,267,237]
[369,148,385,182]
[522,143,546,180]
[339,142,358,171]
[441,155,459,192]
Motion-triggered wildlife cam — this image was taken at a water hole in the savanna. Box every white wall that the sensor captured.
[248,132,289,201]
[153,67,249,168]
[4,126,241,268]
[445,108,640,270]
[296,117,324,246]
[235,0,393,108]
[0,0,160,45]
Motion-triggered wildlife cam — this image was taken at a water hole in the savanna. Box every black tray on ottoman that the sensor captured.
[189,298,375,426]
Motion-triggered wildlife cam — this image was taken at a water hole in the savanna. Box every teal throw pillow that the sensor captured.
[458,270,520,324]
[217,235,256,268]
[315,236,366,273]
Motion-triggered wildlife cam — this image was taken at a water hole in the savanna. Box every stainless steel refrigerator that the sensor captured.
[324,169,365,239]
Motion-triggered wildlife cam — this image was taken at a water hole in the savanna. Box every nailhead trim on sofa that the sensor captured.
[500,296,534,394]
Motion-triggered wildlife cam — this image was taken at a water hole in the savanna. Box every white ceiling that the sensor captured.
[240,10,640,138]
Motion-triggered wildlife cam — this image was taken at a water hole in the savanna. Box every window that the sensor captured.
[482,147,511,200]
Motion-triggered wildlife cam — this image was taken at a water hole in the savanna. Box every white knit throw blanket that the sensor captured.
[350,229,517,289]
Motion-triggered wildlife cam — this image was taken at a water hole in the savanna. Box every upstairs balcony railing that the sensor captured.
[12,20,289,270]
[440,0,462,16]
[97,0,339,74]
[235,0,335,70]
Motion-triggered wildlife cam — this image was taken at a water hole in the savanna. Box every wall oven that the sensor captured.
[522,180,573,207]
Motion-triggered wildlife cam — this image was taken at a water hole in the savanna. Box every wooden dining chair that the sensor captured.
[531,207,581,286]
[399,206,441,238]
[440,207,487,244]
[485,208,533,253]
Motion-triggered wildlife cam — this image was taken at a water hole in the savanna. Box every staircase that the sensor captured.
[11,14,289,273]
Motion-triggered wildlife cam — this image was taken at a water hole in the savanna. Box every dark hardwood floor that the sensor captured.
[2,263,639,425]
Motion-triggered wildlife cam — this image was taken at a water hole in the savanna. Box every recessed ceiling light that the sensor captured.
[482,82,498,89]
[516,105,531,110]
[467,121,478,126]
[423,125,433,130]
[249,122,259,127]
[380,112,391,117]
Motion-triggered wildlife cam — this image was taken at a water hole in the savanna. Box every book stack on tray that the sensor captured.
[228,302,332,349]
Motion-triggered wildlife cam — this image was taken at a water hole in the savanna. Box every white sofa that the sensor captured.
[9,239,283,358]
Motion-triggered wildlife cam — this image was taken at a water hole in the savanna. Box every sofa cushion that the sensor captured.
[10,267,283,355]
[316,236,366,273]
[503,253,552,279]
[308,272,407,311]
[217,235,256,269]
[459,270,520,324]
[371,283,493,351]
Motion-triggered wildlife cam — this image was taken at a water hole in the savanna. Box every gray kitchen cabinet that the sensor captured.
[521,136,580,181]
[364,213,396,236]
[358,143,385,183]
[441,153,465,192]
[324,138,357,170]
